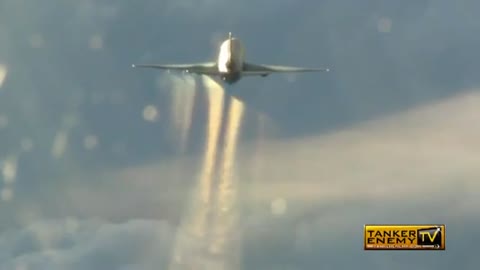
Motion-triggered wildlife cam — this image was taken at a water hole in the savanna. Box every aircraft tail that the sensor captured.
[228,32,233,56]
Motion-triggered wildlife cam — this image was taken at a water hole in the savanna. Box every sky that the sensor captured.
[0,0,479,269]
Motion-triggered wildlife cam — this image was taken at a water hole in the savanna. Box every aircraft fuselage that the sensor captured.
[217,37,245,84]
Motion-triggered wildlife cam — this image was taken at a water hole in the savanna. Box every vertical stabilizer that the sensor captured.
[228,32,233,56]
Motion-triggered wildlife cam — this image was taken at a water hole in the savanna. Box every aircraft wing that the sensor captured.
[131,62,220,75]
[242,62,329,76]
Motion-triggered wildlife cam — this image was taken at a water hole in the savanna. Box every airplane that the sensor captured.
[132,32,329,85]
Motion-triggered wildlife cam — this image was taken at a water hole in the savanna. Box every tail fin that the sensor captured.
[228,32,233,54]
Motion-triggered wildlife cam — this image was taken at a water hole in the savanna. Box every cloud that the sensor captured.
[0,218,175,270]
[1,206,478,269]
[3,90,478,269]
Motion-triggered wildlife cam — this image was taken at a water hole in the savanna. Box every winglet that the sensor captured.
[228,32,232,40]
[131,64,136,68]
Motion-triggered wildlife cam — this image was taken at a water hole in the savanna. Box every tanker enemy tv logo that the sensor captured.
[364,224,446,250]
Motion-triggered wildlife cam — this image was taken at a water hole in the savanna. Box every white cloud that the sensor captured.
[3,91,479,269]
[0,219,174,270]
[2,210,478,270]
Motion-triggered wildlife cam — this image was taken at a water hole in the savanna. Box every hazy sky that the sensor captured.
[0,0,479,269]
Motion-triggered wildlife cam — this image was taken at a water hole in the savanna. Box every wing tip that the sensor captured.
[131,64,136,68]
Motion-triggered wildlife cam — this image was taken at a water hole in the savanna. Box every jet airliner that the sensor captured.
[132,32,329,84]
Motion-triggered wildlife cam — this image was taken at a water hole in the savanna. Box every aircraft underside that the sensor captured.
[221,72,242,85]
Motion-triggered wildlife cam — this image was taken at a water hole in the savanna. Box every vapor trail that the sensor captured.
[187,76,225,238]
[0,64,7,88]
[166,75,196,153]
[168,75,225,270]
[208,96,245,268]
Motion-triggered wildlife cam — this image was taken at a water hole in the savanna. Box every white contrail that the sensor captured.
[162,74,197,154]
[208,96,245,268]
[0,64,7,88]
[187,76,225,239]
[168,75,247,270]
[168,75,226,270]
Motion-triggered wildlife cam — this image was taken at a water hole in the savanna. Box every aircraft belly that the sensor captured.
[221,72,242,84]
